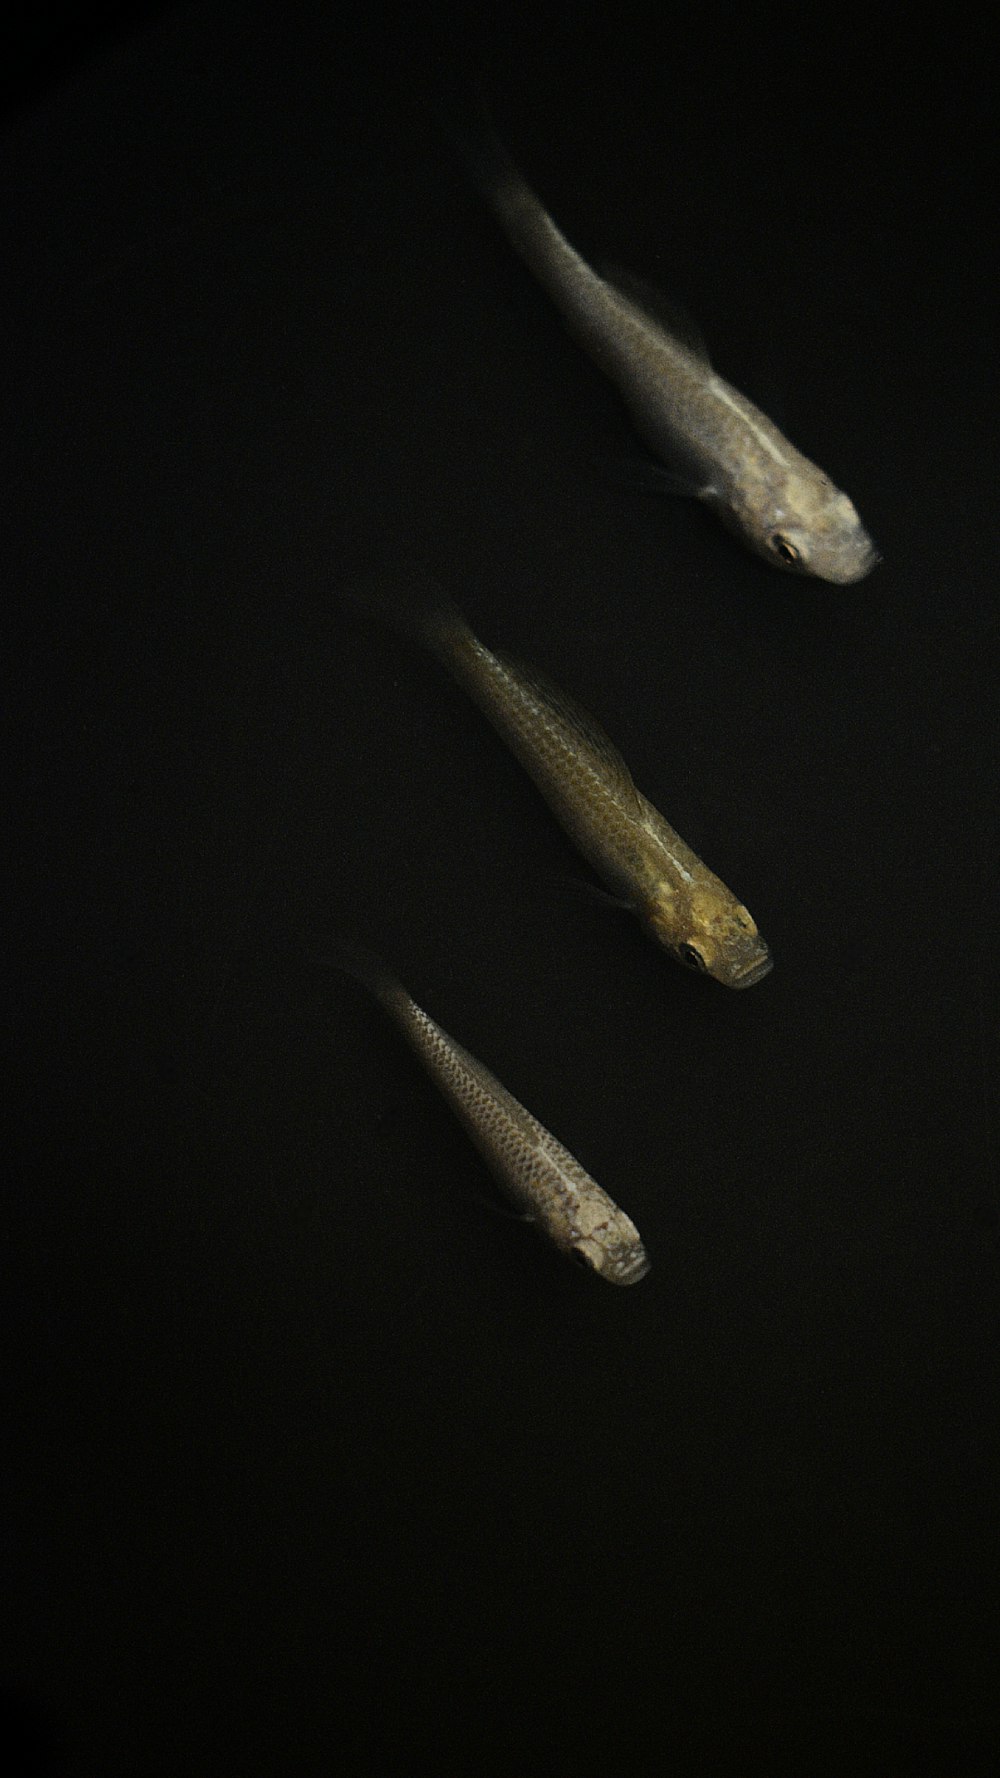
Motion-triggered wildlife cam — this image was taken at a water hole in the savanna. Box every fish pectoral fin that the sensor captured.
[491,649,645,816]
[638,460,711,498]
[599,263,712,366]
[466,1174,536,1222]
[594,450,707,500]
[558,872,635,913]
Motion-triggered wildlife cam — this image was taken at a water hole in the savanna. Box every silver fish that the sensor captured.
[457,117,878,583]
[348,571,772,988]
[322,946,650,1285]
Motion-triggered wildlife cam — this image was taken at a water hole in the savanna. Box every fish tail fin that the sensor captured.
[339,563,474,668]
[435,83,541,236]
[306,936,411,1017]
[447,93,526,212]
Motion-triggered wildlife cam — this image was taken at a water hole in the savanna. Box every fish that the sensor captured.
[345,569,773,988]
[453,111,878,584]
[318,944,650,1285]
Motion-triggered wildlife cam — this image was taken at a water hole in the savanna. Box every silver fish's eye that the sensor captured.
[770,533,800,565]
[679,943,707,971]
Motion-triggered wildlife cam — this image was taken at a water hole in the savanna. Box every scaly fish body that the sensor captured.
[460,119,878,584]
[353,572,772,988]
[328,948,649,1285]
[447,625,772,988]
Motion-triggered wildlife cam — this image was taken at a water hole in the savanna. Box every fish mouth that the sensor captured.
[609,1244,652,1286]
[825,539,881,584]
[728,950,774,990]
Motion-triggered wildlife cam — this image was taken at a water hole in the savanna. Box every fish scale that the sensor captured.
[329,953,650,1286]
[343,568,772,986]
[454,108,878,582]
[465,641,650,885]
[431,602,773,988]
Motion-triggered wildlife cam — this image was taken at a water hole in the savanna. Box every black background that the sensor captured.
[4,4,998,1773]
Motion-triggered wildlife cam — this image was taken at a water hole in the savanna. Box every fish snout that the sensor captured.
[571,1229,650,1285]
[574,1223,650,1284]
[726,947,774,990]
[825,541,881,584]
[605,1239,652,1286]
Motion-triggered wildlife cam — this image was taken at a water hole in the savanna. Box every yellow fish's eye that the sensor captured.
[770,533,800,565]
[679,943,707,971]
[571,1247,595,1270]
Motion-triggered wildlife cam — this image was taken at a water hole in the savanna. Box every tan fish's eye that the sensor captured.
[770,533,800,565]
[679,943,707,971]
[571,1247,595,1270]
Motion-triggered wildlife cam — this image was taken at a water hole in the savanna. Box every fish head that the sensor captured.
[716,468,878,583]
[645,885,773,989]
[749,479,879,584]
[567,1213,651,1287]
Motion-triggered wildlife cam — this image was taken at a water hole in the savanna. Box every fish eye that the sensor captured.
[679,943,707,971]
[571,1248,594,1270]
[770,533,800,565]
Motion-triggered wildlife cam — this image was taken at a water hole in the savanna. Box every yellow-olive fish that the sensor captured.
[455,115,878,583]
[347,570,772,988]
[319,945,650,1285]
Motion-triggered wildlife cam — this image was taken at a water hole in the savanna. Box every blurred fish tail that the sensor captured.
[307,936,409,1016]
[445,89,524,214]
[339,564,472,666]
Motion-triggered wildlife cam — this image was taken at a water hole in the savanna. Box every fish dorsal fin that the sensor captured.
[491,647,645,814]
[599,263,712,365]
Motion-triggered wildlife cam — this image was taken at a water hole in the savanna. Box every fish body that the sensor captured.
[457,117,878,583]
[350,571,772,988]
[327,947,650,1285]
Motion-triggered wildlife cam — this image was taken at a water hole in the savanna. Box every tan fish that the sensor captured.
[348,570,772,988]
[456,116,878,583]
[320,945,650,1285]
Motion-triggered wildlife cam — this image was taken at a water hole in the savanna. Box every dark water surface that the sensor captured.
[3,5,998,1772]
